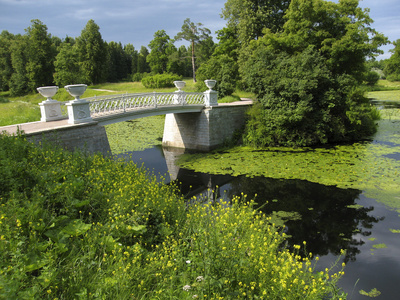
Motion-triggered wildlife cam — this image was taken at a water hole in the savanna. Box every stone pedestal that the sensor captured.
[173,90,186,105]
[204,90,218,107]
[39,100,64,122]
[66,100,93,124]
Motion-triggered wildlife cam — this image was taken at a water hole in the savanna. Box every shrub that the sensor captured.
[0,96,9,103]
[141,73,182,89]
[132,72,150,82]
[364,70,380,86]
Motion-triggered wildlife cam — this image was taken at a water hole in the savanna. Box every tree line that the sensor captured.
[0,0,395,148]
[0,18,214,96]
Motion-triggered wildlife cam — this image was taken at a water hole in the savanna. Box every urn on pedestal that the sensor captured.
[37,86,64,122]
[64,84,93,124]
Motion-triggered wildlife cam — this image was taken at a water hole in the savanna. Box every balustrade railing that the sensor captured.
[37,80,217,124]
[86,92,205,117]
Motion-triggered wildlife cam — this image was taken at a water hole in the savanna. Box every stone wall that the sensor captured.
[26,122,111,155]
[162,103,251,151]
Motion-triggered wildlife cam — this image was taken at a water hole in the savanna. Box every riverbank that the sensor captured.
[0,133,345,299]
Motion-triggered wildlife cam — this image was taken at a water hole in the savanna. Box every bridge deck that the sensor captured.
[0,118,92,136]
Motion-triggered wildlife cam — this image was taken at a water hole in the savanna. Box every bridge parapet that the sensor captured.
[38,80,218,125]
[87,91,205,118]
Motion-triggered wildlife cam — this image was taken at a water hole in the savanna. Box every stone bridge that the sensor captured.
[0,81,252,153]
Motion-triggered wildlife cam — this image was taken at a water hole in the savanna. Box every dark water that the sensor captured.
[114,145,400,300]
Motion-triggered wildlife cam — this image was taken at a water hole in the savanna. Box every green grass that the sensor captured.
[0,101,41,126]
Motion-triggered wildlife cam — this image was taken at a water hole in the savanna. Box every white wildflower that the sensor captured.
[183,285,191,291]
[196,276,204,282]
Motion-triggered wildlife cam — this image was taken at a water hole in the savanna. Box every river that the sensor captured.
[106,104,400,300]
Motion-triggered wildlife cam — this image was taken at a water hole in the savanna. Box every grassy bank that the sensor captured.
[0,134,345,299]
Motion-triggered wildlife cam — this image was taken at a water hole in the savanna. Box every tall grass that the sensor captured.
[0,101,41,126]
[0,134,347,299]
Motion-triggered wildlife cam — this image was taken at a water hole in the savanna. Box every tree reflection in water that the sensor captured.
[172,169,383,263]
[226,176,383,262]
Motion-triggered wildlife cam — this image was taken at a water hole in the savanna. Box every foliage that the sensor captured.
[147,30,171,74]
[9,34,30,96]
[75,19,107,85]
[384,39,400,81]
[141,73,182,89]
[25,19,55,91]
[196,54,238,97]
[364,70,380,86]
[175,18,213,82]
[240,0,387,147]
[0,96,9,103]
[54,42,84,87]
[222,0,291,44]
[0,31,14,92]
[242,46,378,147]
[196,27,240,97]
[106,41,130,82]
[0,134,346,299]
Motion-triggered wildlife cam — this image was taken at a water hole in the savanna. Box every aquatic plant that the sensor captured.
[178,109,400,212]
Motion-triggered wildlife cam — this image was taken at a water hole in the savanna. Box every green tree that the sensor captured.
[9,34,30,96]
[0,31,15,91]
[124,43,138,75]
[106,41,129,82]
[137,46,150,74]
[384,39,400,81]
[222,0,291,44]
[175,18,212,82]
[147,30,170,74]
[196,27,240,97]
[54,42,84,87]
[25,19,55,90]
[76,19,107,84]
[241,0,387,147]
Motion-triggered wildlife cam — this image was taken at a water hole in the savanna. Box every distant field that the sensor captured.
[367,80,400,102]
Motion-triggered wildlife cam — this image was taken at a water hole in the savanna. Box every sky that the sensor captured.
[0,0,399,60]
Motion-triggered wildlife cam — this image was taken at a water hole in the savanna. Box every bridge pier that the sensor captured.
[162,103,251,151]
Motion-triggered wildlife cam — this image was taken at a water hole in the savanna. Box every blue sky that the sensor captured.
[0,0,398,59]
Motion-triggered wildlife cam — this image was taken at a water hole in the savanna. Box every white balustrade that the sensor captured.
[38,80,217,124]
[87,91,206,118]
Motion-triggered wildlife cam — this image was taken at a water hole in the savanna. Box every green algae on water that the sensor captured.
[105,116,165,153]
[372,243,387,249]
[178,109,400,211]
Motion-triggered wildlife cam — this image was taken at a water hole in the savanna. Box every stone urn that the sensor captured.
[65,84,87,102]
[204,80,217,91]
[174,81,186,91]
[64,84,92,124]
[37,86,59,102]
[204,80,218,106]
[37,86,64,122]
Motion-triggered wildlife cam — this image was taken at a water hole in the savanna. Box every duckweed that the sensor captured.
[178,109,400,212]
